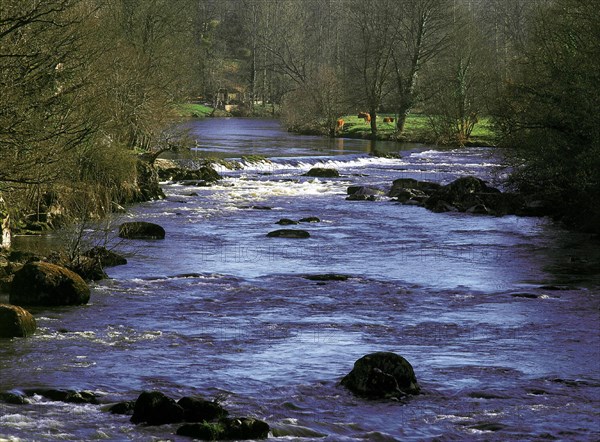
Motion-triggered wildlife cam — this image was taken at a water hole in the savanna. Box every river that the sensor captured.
[1,118,599,441]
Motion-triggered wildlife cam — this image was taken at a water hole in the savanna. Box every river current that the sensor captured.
[1,118,599,441]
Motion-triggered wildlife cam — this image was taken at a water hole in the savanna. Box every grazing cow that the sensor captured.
[337,118,344,130]
[383,117,394,123]
[357,112,371,123]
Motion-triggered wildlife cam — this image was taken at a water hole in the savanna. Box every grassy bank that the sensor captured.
[338,113,498,146]
[174,103,231,118]
[175,103,280,119]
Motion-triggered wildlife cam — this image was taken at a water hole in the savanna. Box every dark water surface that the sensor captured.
[2,118,599,441]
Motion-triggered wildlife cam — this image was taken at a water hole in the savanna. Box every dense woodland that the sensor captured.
[1,0,598,242]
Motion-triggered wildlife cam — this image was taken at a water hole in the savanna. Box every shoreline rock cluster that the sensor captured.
[0,246,127,338]
[387,176,550,217]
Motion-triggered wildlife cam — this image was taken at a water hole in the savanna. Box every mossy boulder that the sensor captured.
[119,221,165,240]
[9,261,90,306]
[177,396,228,422]
[303,168,340,178]
[177,417,270,440]
[130,391,184,426]
[298,216,320,223]
[0,304,36,338]
[67,256,108,282]
[133,159,166,202]
[159,166,222,183]
[341,352,420,399]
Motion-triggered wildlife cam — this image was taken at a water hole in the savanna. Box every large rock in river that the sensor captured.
[159,165,222,183]
[388,178,441,198]
[341,352,420,399]
[303,167,340,178]
[9,262,90,306]
[130,391,184,426]
[0,304,36,338]
[425,176,500,212]
[178,396,228,422]
[119,221,165,240]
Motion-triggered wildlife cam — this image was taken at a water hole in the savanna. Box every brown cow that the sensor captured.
[358,112,371,123]
[336,118,344,130]
[383,117,394,123]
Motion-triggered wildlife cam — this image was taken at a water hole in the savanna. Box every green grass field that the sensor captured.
[175,103,214,118]
[339,113,497,145]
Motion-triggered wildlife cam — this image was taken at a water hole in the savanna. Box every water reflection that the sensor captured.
[173,117,424,159]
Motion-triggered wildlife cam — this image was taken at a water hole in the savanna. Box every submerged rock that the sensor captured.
[298,216,320,223]
[276,218,298,225]
[9,261,90,306]
[130,391,184,426]
[0,304,36,338]
[118,221,165,240]
[177,417,269,440]
[341,352,420,399]
[303,168,340,178]
[303,274,350,281]
[266,229,310,239]
[24,388,99,404]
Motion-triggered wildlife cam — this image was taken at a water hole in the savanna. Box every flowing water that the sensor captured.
[1,118,599,441]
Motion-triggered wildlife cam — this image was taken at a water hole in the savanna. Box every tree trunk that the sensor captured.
[1,214,11,250]
[396,105,411,133]
[370,109,378,138]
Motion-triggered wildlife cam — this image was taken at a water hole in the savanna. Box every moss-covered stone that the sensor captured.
[0,304,36,337]
[9,261,90,306]
[177,417,269,440]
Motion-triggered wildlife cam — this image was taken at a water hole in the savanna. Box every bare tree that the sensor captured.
[420,1,492,144]
[345,0,398,137]
[389,0,451,133]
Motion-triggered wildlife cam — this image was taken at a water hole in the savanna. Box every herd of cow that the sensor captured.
[335,113,395,131]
